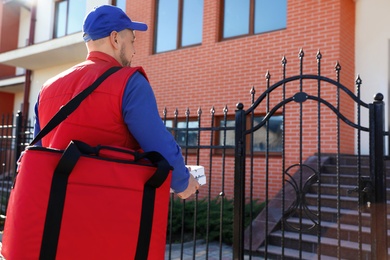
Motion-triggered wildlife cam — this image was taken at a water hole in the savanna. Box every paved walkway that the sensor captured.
[0,235,264,259]
[166,240,234,260]
[166,240,264,260]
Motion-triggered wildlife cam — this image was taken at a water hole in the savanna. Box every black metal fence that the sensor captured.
[0,107,243,259]
[1,51,389,259]
[0,113,33,219]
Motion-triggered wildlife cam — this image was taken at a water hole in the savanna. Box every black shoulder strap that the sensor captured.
[31,66,122,145]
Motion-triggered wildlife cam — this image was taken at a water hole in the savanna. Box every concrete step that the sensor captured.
[256,244,338,260]
[302,205,386,226]
[309,183,390,198]
[304,193,390,213]
[266,230,382,259]
[322,164,371,175]
[285,217,390,245]
[325,155,370,166]
[319,173,390,186]
[304,193,360,210]
[325,154,390,167]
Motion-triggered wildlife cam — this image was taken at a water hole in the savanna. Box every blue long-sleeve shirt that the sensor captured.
[34,71,189,192]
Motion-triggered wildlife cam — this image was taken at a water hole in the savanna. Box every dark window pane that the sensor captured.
[54,1,67,38]
[176,121,199,146]
[218,116,283,152]
[67,0,85,34]
[165,120,173,128]
[219,120,235,146]
[156,0,179,52]
[254,0,287,34]
[253,115,283,151]
[223,0,250,38]
[164,120,199,147]
[181,0,203,46]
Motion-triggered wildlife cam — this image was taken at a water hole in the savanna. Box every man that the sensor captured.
[34,5,199,199]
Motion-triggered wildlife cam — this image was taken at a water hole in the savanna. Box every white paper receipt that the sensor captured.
[187,165,206,186]
[170,165,206,193]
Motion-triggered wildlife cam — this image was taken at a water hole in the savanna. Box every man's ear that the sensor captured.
[109,31,119,49]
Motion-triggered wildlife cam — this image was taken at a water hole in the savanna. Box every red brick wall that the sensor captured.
[0,92,14,115]
[127,0,356,199]
[339,0,356,154]
[0,2,19,78]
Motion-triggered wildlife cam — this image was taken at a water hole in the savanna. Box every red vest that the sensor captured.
[38,52,147,150]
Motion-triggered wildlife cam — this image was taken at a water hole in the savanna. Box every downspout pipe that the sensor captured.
[22,0,37,120]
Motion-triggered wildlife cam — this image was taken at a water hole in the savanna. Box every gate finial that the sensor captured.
[334,61,341,72]
[316,50,322,61]
[265,70,271,81]
[298,48,304,59]
[281,56,287,66]
[250,86,255,95]
[223,105,228,114]
[197,107,202,116]
[374,93,384,102]
[356,75,362,85]
[210,106,215,114]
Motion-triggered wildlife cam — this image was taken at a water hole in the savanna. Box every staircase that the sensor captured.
[251,155,390,259]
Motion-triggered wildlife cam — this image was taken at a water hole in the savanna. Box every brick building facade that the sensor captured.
[0,0,359,198]
[127,0,356,198]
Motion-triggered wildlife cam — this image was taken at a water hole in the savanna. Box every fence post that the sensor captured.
[14,111,23,170]
[233,103,246,260]
[368,93,387,259]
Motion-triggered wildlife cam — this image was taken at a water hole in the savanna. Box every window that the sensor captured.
[252,115,283,152]
[155,0,204,53]
[218,115,283,152]
[165,120,199,147]
[222,0,287,39]
[53,0,86,38]
[112,0,126,11]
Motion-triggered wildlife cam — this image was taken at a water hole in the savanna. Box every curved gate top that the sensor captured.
[233,49,388,260]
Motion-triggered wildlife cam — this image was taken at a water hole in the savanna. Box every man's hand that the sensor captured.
[177,173,200,199]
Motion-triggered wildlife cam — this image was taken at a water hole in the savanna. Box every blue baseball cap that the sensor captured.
[82,5,148,42]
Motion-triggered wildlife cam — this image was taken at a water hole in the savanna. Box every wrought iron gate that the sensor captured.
[0,51,388,260]
[233,50,389,259]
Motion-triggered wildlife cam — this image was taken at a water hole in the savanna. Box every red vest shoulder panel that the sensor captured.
[38,61,147,149]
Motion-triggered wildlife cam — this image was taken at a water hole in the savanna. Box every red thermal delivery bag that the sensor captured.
[2,140,172,259]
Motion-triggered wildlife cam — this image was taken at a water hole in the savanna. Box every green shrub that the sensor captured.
[167,197,265,245]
